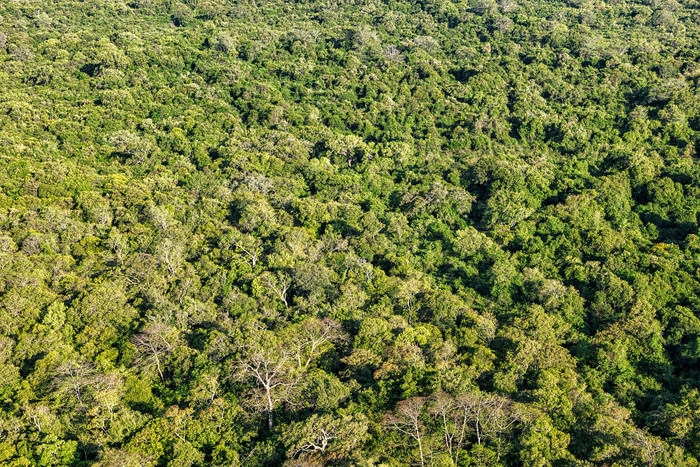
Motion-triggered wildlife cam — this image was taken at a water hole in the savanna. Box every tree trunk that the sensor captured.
[416,427,425,467]
[267,389,274,430]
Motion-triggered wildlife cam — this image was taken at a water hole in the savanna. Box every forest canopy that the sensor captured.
[2,0,700,465]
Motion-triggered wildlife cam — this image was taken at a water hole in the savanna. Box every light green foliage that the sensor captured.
[1,0,700,464]
[518,415,573,467]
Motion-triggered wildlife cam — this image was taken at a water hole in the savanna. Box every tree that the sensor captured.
[485,189,534,231]
[106,227,129,266]
[429,392,469,466]
[131,322,183,384]
[384,397,428,467]
[108,131,152,164]
[326,134,366,167]
[396,276,424,323]
[283,413,369,460]
[428,389,521,464]
[494,305,574,393]
[234,234,262,268]
[262,271,291,308]
[53,360,95,409]
[280,318,348,372]
[234,334,300,430]
[95,448,154,467]
[211,32,236,54]
[630,428,665,467]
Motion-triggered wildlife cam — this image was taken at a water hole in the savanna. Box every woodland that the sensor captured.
[2,0,700,465]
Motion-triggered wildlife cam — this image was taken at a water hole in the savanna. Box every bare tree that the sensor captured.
[108,130,152,164]
[286,318,348,371]
[222,229,263,267]
[383,44,403,63]
[25,404,54,434]
[234,339,299,430]
[348,255,374,285]
[155,238,184,276]
[429,392,468,466]
[430,390,520,464]
[397,277,423,322]
[456,391,490,447]
[91,372,124,422]
[234,236,262,267]
[475,312,498,348]
[484,394,519,461]
[131,322,181,384]
[106,228,129,266]
[284,413,370,462]
[384,397,428,467]
[263,271,291,308]
[631,428,665,467]
[459,391,519,461]
[293,426,338,456]
[53,361,95,408]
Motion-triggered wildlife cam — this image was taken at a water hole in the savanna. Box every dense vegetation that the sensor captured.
[2,0,700,465]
